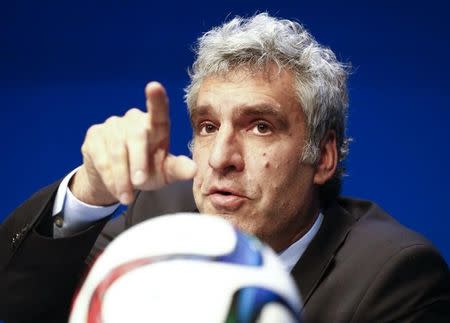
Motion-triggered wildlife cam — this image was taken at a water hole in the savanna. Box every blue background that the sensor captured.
[1,1,449,263]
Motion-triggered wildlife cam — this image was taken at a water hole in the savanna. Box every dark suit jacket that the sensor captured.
[1,180,449,322]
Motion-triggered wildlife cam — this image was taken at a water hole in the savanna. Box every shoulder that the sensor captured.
[334,197,450,321]
[337,196,437,253]
[325,197,448,279]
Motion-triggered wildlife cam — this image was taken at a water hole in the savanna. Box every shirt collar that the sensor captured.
[278,212,324,272]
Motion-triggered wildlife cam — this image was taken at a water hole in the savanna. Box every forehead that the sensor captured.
[193,67,301,117]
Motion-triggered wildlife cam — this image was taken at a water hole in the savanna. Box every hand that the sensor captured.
[69,82,197,205]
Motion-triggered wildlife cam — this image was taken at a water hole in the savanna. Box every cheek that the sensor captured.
[193,136,212,156]
[258,149,288,175]
[262,152,271,169]
[192,158,205,189]
[192,148,206,198]
[256,152,286,196]
[192,144,208,171]
[192,172,204,211]
[259,151,302,201]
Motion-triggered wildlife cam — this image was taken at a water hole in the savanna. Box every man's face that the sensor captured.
[191,68,319,252]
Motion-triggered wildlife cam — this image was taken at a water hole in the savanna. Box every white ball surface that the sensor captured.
[69,213,302,323]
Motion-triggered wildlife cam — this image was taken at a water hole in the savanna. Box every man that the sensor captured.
[1,13,449,322]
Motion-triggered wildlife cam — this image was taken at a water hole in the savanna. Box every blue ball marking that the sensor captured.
[217,230,263,267]
[228,286,302,323]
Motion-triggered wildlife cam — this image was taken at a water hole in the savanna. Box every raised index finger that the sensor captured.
[145,81,170,136]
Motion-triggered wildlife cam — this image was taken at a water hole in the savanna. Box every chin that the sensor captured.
[199,205,261,235]
[217,213,260,236]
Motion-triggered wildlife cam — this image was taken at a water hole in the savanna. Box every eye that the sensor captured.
[198,122,217,135]
[252,121,272,135]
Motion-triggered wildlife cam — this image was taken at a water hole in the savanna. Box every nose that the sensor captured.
[208,125,244,174]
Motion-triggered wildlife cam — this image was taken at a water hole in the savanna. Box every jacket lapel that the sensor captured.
[290,199,357,306]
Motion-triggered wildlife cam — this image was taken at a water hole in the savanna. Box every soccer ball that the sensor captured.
[69,213,302,323]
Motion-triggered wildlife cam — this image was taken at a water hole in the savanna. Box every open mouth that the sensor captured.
[217,191,232,196]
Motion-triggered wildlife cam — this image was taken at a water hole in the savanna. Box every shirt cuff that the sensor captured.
[53,166,120,237]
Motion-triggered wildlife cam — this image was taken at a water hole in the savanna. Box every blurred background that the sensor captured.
[1,0,449,263]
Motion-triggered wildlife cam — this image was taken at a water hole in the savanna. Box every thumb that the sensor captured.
[163,155,197,183]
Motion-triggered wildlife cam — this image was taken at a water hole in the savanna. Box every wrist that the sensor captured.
[69,166,118,206]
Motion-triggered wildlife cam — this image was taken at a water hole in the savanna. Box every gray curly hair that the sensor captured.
[185,13,350,205]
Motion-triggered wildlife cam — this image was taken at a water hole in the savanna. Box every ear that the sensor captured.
[313,130,338,185]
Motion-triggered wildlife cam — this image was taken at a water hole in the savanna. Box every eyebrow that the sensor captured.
[189,105,210,120]
[189,105,210,127]
[190,104,289,129]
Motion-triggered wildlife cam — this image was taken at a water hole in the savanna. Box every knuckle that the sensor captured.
[105,115,120,125]
[86,124,100,138]
[95,158,109,173]
[110,147,126,161]
[80,143,89,156]
[125,108,142,118]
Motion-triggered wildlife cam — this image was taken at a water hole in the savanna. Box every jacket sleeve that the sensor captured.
[0,180,110,322]
[0,180,195,322]
[351,243,450,323]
